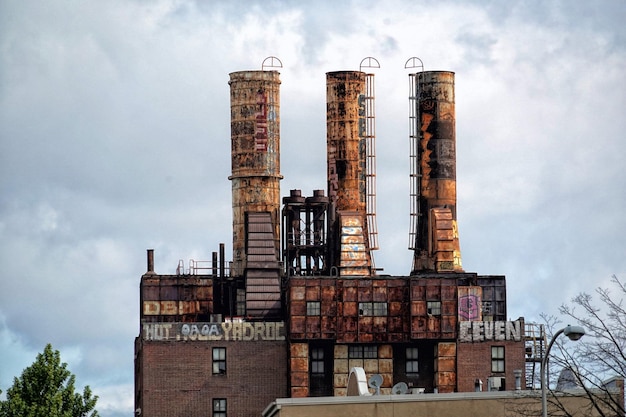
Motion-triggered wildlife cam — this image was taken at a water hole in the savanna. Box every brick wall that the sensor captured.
[137,339,288,417]
[457,339,526,392]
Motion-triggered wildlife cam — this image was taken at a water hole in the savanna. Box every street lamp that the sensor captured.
[541,325,586,417]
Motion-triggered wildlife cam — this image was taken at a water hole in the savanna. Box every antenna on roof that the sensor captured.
[262,56,283,70]
[392,382,409,395]
[368,374,383,395]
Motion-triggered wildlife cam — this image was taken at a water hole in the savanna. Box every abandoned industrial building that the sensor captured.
[133,58,589,416]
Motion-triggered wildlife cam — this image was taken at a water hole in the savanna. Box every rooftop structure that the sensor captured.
[134,58,541,417]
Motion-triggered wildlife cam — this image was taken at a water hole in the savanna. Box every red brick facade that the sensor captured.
[136,339,288,417]
[457,335,527,392]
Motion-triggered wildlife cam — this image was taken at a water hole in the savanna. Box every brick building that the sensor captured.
[134,63,535,417]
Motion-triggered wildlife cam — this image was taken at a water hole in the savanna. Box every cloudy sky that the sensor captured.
[1,0,624,415]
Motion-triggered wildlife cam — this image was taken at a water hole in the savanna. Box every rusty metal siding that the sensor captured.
[229,71,282,276]
[140,275,214,322]
[477,275,507,321]
[410,277,458,339]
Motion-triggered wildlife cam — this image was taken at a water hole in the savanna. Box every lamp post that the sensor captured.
[541,325,585,417]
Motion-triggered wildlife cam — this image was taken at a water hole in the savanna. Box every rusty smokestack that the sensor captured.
[146,249,155,275]
[326,71,372,276]
[228,70,282,276]
[410,71,463,273]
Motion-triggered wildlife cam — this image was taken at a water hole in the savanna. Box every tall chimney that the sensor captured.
[326,71,372,276]
[228,70,282,277]
[410,71,463,273]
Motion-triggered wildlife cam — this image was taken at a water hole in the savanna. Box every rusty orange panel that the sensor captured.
[290,370,309,386]
[343,302,357,316]
[291,278,306,286]
[412,317,426,331]
[358,333,373,343]
[435,229,454,241]
[178,301,200,314]
[425,285,441,300]
[290,316,306,333]
[320,302,336,316]
[437,342,457,357]
[358,288,372,302]
[291,285,306,301]
[442,315,457,335]
[389,316,405,334]
[359,316,373,328]
[342,317,357,332]
[389,301,403,316]
[321,316,336,335]
[436,371,457,386]
[373,317,387,333]
[343,286,358,301]
[290,358,308,373]
[291,387,309,398]
[389,286,405,301]
[441,283,457,300]
[442,300,456,315]
[358,279,372,288]
[305,285,320,300]
[290,301,306,316]
[411,301,426,316]
[372,284,387,302]
[438,357,456,372]
[305,277,320,287]
[340,333,357,343]
[411,284,425,300]
[427,317,441,332]
[305,318,321,334]
[290,343,308,358]
[321,288,336,302]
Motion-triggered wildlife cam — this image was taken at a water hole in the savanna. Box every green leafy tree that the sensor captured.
[0,344,99,417]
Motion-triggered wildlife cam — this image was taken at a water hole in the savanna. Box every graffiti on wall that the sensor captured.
[458,320,522,343]
[458,287,482,321]
[143,321,286,342]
